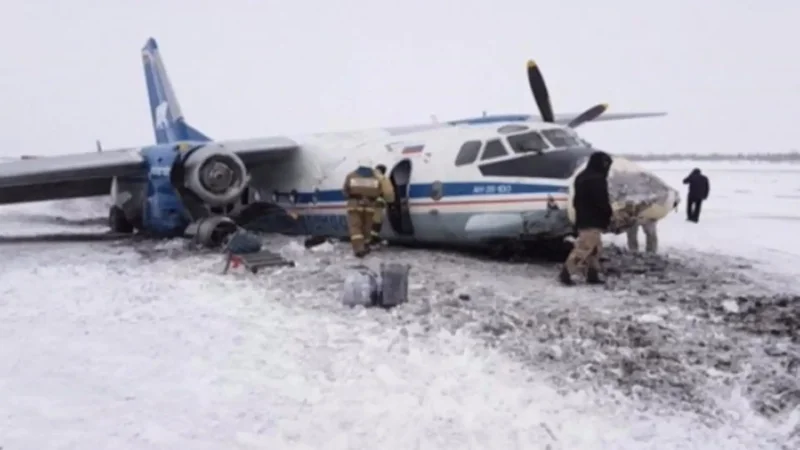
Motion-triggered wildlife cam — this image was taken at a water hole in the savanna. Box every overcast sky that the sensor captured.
[1,0,798,156]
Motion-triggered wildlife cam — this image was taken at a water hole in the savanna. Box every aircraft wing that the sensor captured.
[552,111,667,125]
[219,136,301,167]
[0,136,299,206]
[0,148,144,205]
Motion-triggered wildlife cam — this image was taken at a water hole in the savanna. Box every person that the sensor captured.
[626,218,658,253]
[342,159,385,257]
[371,164,395,245]
[559,151,614,286]
[682,168,709,223]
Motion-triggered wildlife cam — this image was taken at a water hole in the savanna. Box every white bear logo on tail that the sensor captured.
[154,101,170,130]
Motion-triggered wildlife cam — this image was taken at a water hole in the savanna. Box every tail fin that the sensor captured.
[141,38,211,144]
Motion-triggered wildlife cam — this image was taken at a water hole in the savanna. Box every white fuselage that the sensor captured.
[238,119,674,247]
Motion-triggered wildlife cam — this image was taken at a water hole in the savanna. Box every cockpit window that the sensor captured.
[480,139,509,160]
[455,140,481,166]
[506,131,549,154]
[478,147,595,179]
[541,128,582,148]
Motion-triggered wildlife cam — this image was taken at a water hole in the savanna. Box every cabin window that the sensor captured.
[507,131,549,154]
[455,140,482,166]
[478,148,595,179]
[480,139,509,160]
[541,128,581,148]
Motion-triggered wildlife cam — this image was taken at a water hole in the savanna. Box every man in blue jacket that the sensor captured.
[683,168,710,223]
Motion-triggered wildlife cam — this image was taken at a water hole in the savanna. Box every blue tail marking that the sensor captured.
[141,38,211,144]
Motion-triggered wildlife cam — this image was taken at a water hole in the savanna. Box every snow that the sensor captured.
[1,161,799,449]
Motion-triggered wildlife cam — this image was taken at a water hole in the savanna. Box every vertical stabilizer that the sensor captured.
[141,38,211,144]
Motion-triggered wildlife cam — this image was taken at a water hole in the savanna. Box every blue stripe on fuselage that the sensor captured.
[276,181,566,205]
[249,182,569,237]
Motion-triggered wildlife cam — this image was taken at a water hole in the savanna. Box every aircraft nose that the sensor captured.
[566,155,680,229]
[606,156,680,227]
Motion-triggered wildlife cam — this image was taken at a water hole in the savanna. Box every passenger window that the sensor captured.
[480,139,509,160]
[455,140,482,166]
[507,131,549,153]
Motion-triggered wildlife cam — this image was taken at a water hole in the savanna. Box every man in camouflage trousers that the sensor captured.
[559,151,614,286]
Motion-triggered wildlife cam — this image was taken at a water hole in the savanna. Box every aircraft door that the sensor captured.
[388,159,414,235]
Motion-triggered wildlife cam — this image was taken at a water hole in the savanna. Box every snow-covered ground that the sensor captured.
[608,161,800,279]
[1,161,799,449]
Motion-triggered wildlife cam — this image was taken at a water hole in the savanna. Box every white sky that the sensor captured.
[1,0,798,156]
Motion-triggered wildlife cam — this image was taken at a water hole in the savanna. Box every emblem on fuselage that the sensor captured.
[154,101,170,130]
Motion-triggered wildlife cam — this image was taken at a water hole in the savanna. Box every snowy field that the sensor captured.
[1,161,799,449]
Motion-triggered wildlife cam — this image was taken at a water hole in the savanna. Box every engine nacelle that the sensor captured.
[177,144,250,207]
[184,215,239,248]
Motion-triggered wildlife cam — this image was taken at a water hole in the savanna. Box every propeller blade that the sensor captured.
[567,103,609,128]
[526,60,555,123]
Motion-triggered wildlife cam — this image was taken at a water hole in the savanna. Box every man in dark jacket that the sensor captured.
[682,168,710,222]
[559,151,614,286]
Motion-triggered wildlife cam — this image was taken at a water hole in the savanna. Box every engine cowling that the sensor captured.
[183,215,264,253]
[178,144,250,207]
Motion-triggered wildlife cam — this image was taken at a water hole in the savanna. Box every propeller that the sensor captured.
[526,60,609,128]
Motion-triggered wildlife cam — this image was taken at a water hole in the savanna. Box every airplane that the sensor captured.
[0,37,679,255]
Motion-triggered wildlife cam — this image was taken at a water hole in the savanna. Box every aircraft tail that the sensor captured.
[141,38,211,144]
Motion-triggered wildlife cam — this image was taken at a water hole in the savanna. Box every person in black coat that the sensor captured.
[559,151,614,286]
[682,168,710,222]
